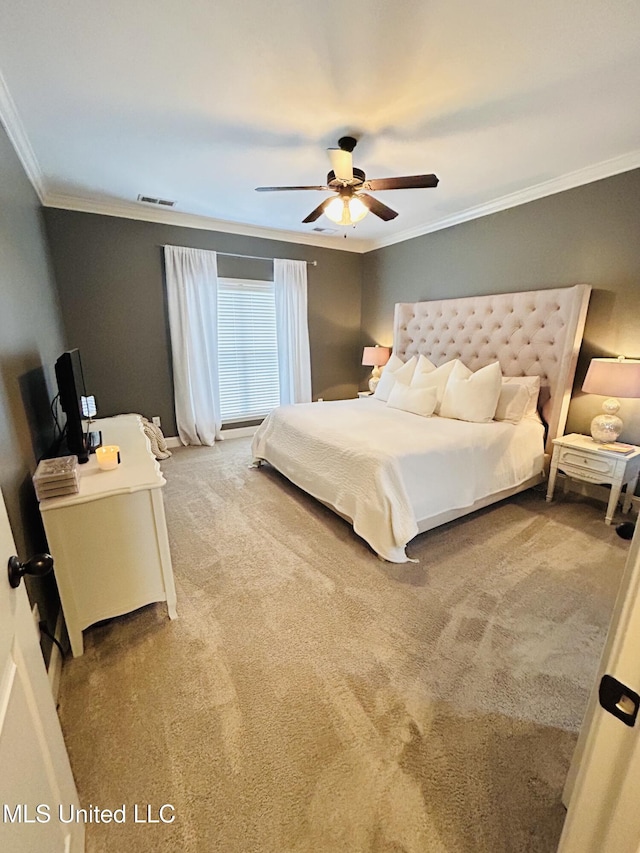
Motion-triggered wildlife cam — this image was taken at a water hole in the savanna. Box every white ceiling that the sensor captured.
[1,0,639,252]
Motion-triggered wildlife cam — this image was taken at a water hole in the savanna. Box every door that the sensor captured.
[558,521,640,852]
[0,490,84,852]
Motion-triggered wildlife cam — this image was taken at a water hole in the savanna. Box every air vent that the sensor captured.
[312,227,337,234]
[137,194,176,207]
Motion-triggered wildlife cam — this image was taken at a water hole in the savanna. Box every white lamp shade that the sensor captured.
[325,195,369,226]
[362,346,390,367]
[582,358,640,398]
[348,196,368,222]
[324,197,345,224]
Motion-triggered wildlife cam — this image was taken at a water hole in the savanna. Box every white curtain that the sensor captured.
[164,245,222,445]
[274,258,312,405]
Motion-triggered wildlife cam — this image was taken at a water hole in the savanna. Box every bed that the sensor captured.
[252,284,591,562]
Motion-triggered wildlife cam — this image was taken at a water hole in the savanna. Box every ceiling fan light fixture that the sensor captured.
[260,136,438,226]
[349,195,368,222]
[324,195,369,226]
[323,197,345,224]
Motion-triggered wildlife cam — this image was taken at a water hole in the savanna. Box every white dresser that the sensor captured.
[39,414,177,656]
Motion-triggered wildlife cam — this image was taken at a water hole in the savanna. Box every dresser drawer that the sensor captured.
[558,447,616,477]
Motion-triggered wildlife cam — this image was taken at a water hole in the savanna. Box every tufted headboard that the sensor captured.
[393,284,591,455]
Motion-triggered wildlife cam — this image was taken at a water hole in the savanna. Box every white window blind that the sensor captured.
[217,278,280,422]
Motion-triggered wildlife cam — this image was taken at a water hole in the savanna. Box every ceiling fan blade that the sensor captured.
[255,185,329,192]
[366,174,439,191]
[328,149,353,183]
[358,193,398,221]
[302,198,333,224]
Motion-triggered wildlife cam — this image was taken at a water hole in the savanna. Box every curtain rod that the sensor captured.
[162,245,317,266]
[217,251,317,266]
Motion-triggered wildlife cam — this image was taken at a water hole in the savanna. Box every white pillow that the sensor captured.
[413,354,437,378]
[410,359,458,413]
[440,361,502,423]
[374,355,417,402]
[387,383,438,418]
[495,376,541,424]
[382,353,405,374]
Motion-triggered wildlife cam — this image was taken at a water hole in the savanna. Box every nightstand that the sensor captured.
[546,433,640,524]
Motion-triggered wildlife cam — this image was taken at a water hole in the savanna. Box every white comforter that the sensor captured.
[251,398,545,562]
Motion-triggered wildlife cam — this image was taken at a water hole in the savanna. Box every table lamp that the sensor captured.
[362,345,390,393]
[581,357,640,442]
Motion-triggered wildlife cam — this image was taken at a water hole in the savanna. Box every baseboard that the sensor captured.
[166,425,258,446]
[221,426,258,439]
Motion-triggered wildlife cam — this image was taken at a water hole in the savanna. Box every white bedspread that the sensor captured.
[251,398,544,562]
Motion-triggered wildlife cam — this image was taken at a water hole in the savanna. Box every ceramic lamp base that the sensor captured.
[590,403,623,443]
[368,366,382,393]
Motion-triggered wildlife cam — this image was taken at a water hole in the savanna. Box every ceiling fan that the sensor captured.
[255,136,439,226]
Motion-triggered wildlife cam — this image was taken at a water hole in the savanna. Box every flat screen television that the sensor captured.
[55,349,90,463]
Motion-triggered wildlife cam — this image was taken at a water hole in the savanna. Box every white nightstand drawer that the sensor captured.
[558,448,616,477]
[560,464,616,484]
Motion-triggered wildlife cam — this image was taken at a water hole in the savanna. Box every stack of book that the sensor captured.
[33,455,80,500]
[595,442,636,454]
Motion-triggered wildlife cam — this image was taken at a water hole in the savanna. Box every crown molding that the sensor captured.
[10,115,639,258]
[42,192,369,253]
[0,68,46,203]
[368,150,640,251]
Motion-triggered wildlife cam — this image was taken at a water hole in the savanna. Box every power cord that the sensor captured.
[39,620,67,660]
[50,393,62,439]
[47,393,68,458]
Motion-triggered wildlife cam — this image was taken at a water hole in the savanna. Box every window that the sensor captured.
[217,278,280,422]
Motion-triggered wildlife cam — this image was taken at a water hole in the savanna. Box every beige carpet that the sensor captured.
[58,439,628,853]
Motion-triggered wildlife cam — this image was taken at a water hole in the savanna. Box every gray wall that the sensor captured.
[43,210,363,435]
[362,169,640,444]
[0,122,67,631]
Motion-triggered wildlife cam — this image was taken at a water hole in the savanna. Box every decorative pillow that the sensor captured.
[387,383,438,418]
[494,376,541,424]
[382,353,405,374]
[410,359,459,413]
[413,354,437,378]
[374,355,417,402]
[440,361,502,423]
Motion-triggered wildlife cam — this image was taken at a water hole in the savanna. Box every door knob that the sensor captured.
[599,673,640,727]
[8,553,54,588]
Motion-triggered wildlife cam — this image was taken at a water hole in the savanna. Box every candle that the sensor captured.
[95,445,120,470]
